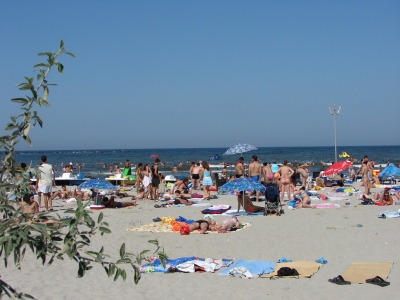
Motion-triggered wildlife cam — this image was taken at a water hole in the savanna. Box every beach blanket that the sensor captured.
[218,259,275,277]
[221,209,264,216]
[340,262,393,284]
[311,203,340,209]
[378,210,400,218]
[261,261,323,278]
[127,221,252,233]
[140,257,235,273]
[201,205,231,214]
[310,196,347,201]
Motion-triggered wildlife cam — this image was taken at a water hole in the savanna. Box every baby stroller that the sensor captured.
[263,182,284,216]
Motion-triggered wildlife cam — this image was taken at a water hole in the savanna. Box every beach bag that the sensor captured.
[180,224,190,235]
[277,267,299,277]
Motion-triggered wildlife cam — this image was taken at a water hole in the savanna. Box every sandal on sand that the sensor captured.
[366,276,390,287]
[154,204,162,208]
[328,275,351,285]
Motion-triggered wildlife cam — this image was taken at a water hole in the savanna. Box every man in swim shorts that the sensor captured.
[248,155,262,202]
[235,157,244,178]
[151,159,162,199]
[101,196,137,208]
[296,164,308,189]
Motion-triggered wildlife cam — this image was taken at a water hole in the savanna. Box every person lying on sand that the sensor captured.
[210,216,240,232]
[131,187,145,200]
[293,187,315,209]
[371,190,393,205]
[101,196,136,208]
[188,217,214,234]
[237,191,265,213]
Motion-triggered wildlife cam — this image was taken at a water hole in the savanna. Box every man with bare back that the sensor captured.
[190,162,201,190]
[278,160,295,202]
[248,155,262,202]
[235,157,244,178]
[296,164,308,188]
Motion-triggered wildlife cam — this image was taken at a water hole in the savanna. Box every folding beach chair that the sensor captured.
[263,182,284,216]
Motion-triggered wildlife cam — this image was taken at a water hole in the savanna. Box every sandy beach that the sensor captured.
[2,182,400,299]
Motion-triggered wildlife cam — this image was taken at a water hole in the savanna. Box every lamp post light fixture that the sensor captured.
[328,105,341,162]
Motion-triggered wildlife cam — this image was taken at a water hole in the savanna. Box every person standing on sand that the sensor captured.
[278,160,295,202]
[36,155,55,212]
[135,163,143,193]
[263,162,273,183]
[151,158,162,200]
[360,161,371,197]
[248,155,262,202]
[296,164,308,188]
[190,162,201,190]
[199,161,213,200]
[235,157,244,178]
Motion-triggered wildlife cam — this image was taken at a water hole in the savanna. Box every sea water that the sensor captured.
[12,145,400,180]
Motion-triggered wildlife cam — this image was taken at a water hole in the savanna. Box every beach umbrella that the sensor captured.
[218,178,266,215]
[378,164,400,178]
[78,179,119,190]
[323,160,352,176]
[223,143,258,156]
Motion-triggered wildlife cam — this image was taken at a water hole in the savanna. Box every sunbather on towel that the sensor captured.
[293,187,315,209]
[237,191,265,213]
[188,218,212,234]
[375,190,394,205]
[210,216,240,231]
[101,196,136,208]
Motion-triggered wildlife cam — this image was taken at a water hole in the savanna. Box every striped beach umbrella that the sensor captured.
[223,143,258,156]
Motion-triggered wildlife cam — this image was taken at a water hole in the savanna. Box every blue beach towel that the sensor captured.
[218,259,275,276]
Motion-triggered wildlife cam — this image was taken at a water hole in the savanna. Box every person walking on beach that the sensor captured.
[36,156,55,212]
[278,160,295,202]
[142,164,152,199]
[248,155,262,202]
[235,157,244,178]
[151,159,162,200]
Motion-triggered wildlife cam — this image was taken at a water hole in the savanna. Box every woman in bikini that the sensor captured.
[237,191,265,213]
[142,164,153,200]
[376,191,394,206]
[278,160,295,202]
[188,218,213,234]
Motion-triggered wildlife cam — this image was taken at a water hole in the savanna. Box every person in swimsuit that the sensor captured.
[263,162,274,183]
[188,219,211,234]
[296,164,308,188]
[235,157,244,178]
[211,216,240,231]
[135,163,143,193]
[293,187,315,209]
[360,161,371,197]
[200,161,213,200]
[278,160,295,202]
[142,164,153,199]
[151,159,162,200]
[248,155,262,202]
[101,196,136,208]
[237,191,265,213]
[51,185,70,200]
[373,190,393,205]
[20,194,39,214]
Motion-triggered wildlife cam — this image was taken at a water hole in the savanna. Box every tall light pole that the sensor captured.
[328,105,341,162]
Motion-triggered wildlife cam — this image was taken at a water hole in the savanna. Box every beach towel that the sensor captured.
[218,260,275,277]
[378,210,400,218]
[127,221,252,233]
[311,203,340,209]
[261,261,323,278]
[201,205,231,214]
[140,257,235,273]
[340,262,393,284]
[221,209,264,216]
[311,196,348,201]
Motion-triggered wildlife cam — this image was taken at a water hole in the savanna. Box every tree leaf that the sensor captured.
[33,63,48,68]
[114,268,121,281]
[99,227,111,234]
[43,86,49,101]
[64,51,76,58]
[121,269,127,281]
[120,243,125,259]
[97,212,103,224]
[56,63,64,73]
[38,52,53,56]
[60,39,64,49]
[11,98,29,105]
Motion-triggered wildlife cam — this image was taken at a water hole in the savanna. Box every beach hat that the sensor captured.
[180,224,190,235]
[100,191,106,196]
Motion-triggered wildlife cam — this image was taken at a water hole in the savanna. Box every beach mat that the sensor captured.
[340,262,393,284]
[261,261,322,278]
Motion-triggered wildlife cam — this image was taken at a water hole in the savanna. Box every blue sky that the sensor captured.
[1,0,399,150]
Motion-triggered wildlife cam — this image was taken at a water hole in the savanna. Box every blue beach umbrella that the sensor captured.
[378,164,400,178]
[218,178,266,215]
[223,143,258,156]
[78,179,119,190]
